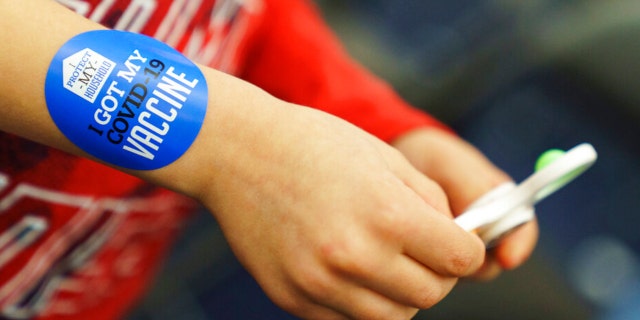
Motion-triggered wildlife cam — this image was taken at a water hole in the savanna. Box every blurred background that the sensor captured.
[129,0,640,319]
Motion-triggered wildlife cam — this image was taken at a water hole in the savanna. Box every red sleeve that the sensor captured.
[238,0,451,143]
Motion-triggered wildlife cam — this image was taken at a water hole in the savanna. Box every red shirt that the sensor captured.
[0,1,446,319]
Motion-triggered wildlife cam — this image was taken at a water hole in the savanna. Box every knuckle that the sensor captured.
[368,193,420,241]
[321,241,373,278]
[292,266,333,302]
[373,205,410,239]
[426,182,450,215]
[268,288,306,316]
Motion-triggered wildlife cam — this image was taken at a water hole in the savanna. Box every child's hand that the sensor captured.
[393,128,539,280]
[193,95,486,319]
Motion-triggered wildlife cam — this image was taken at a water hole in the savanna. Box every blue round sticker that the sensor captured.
[45,30,207,170]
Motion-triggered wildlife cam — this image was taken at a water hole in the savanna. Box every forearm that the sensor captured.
[0,0,96,150]
[0,0,283,199]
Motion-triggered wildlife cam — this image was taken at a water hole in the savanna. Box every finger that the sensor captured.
[400,197,486,277]
[341,253,458,309]
[259,274,351,320]
[398,129,511,215]
[316,286,419,320]
[493,219,539,270]
[467,220,539,280]
[288,265,419,320]
[468,254,503,281]
[393,150,487,277]
[398,160,453,218]
[316,224,458,308]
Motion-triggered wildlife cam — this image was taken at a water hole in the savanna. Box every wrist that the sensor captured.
[137,68,287,201]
